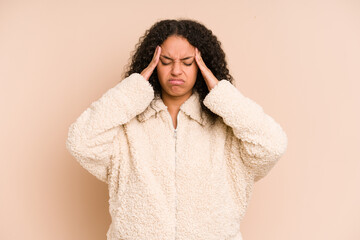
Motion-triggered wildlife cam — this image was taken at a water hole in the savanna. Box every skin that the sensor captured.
[141,35,219,128]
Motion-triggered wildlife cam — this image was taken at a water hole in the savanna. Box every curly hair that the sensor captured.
[125,19,233,123]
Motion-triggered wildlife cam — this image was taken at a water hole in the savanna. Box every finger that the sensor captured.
[141,46,159,80]
[154,46,161,66]
[194,48,217,85]
[195,48,204,66]
[141,46,161,80]
[151,46,161,68]
[195,48,199,64]
[195,48,207,71]
[150,46,159,63]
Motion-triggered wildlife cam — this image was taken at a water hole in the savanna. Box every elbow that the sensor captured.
[65,122,83,157]
[272,127,288,159]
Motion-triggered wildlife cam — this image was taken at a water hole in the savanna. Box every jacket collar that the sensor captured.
[137,91,208,126]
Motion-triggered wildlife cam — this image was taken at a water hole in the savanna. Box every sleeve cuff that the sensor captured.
[203,79,250,117]
[108,73,155,122]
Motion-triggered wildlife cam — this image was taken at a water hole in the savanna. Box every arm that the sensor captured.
[203,80,288,182]
[194,48,287,182]
[66,73,154,183]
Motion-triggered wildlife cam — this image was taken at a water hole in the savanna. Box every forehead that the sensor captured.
[161,35,195,58]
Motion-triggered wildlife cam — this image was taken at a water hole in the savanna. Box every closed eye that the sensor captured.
[183,60,194,66]
[160,59,171,65]
[159,55,194,66]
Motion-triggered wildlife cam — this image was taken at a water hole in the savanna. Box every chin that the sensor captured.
[163,88,191,98]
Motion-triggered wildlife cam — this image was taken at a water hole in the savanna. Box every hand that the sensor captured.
[195,48,219,91]
[141,46,161,81]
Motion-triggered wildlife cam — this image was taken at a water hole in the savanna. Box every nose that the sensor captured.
[171,61,182,76]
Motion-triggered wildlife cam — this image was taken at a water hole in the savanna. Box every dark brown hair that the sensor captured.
[125,19,233,123]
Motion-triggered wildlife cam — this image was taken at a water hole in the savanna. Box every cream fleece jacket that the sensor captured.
[66,73,288,240]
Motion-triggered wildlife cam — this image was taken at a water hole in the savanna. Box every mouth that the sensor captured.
[169,79,185,85]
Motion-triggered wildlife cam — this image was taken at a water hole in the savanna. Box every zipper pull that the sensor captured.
[174,129,177,138]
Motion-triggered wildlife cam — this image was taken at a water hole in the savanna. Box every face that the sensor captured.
[157,35,198,99]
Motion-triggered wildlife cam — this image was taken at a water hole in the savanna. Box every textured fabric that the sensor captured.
[231,232,243,240]
[66,73,288,240]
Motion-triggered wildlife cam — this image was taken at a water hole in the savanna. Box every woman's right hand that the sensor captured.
[141,45,161,81]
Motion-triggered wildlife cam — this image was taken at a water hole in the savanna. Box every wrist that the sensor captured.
[208,79,219,91]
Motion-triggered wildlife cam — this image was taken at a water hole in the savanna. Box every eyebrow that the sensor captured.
[160,55,194,60]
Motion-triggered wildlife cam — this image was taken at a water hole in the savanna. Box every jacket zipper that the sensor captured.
[168,111,180,240]
[174,112,179,240]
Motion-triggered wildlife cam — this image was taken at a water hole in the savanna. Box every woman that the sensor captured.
[66,19,288,240]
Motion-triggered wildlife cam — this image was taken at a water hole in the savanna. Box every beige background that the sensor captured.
[1,0,359,239]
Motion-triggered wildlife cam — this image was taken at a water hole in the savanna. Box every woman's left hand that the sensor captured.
[195,48,219,91]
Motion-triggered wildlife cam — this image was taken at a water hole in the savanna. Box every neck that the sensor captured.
[161,90,192,114]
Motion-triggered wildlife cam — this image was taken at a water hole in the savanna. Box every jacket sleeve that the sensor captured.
[203,80,288,182]
[66,73,154,183]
